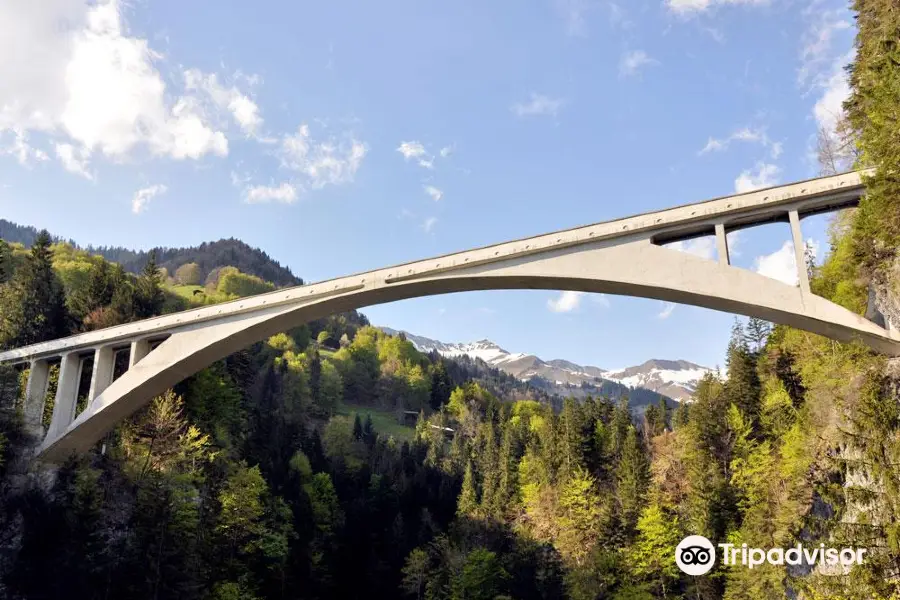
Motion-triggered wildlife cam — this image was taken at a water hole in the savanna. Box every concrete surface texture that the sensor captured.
[0,169,895,462]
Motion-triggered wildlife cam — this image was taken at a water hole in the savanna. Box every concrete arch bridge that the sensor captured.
[0,169,896,462]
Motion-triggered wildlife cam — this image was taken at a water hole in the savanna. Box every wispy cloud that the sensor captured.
[735,162,780,193]
[619,50,658,78]
[424,185,443,202]
[511,93,565,118]
[666,0,771,16]
[658,302,676,319]
[798,10,851,89]
[397,141,445,169]
[554,0,590,36]
[813,50,854,134]
[244,182,298,204]
[797,4,855,140]
[423,217,438,233]
[279,124,366,190]
[55,143,93,180]
[132,184,168,214]
[548,290,583,313]
[698,126,773,155]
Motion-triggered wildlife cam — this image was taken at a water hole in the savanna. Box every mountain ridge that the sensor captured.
[380,327,716,402]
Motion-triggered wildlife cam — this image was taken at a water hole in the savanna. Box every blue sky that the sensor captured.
[0,0,856,369]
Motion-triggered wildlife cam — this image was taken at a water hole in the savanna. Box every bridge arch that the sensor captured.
[0,170,895,461]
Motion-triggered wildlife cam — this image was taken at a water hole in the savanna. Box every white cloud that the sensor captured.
[1,130,50,166]
[230,171,252,187]
[439,146,453,158]
[424,185,443,202]
[658,302,676,319]
[797,5,855,139]
[131,184,167,214]
[55,142,92,179]
[548,290,583,313]
[798,11,851,88]
[0,0,231,172]
[397,141,426,160]
[511,93,565,118]
[666,0,770,15]
[699,126,770,155]
[619,50,658,77]
[770,141,783,159]
[397,140,434,169]
[183,68,263,136]
[665,236,717,260]
[813,52,853,133]
[423,217,438,233]
[735,162,780,193]
[754,238,820,285]
[280,124,366,190]
[244,183,298,204]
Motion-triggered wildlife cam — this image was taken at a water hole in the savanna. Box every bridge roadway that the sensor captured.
[0,169,896,462]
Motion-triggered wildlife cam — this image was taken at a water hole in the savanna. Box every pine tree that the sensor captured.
[457,461,478,517]
[88,260,113,308]
[745,317,772,353]
[558,398,588,479]
[134,249,164,319]
[724,320,762,434]
[615,426,649,531]
[429,361,453,410]
[108,263,134,322]
[352,414,363,440]
[611,397,632,457]
[0,230,69,348]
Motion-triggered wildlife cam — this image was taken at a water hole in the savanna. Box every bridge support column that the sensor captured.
[24,359,50,432]
[88,346,115,403]
[715,223,730,266]
[48,353,80,439]
[129,339,150,368]
[789,210,811,295]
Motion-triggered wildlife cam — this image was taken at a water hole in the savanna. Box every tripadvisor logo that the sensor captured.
[675,535,867,576]
[676,535,716,576]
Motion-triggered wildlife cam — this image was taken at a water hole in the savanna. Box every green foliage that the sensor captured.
[629,503,682,597]
[450,548,509,600]
[846,0,900,278]
[174,262,202,285]
[134,249,165,319]
[0,230,70,349]
[557,467,605,566]
[217,266,275,298]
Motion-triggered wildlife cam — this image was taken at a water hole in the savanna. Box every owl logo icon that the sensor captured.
[676,535,716,576]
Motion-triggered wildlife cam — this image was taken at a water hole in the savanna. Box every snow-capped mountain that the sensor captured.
[604,360,714,403]
[379,328,716,402]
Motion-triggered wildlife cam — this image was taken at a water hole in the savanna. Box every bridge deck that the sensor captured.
[0,169,870,365]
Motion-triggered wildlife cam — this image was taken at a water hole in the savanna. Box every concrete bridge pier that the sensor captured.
[47,353,81,441]
[23,360,50,437]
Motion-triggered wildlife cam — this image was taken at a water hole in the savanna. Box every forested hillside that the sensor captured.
[0,2,897,598]
[87,238,301,288]
[0,219,300,287]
